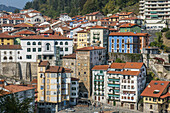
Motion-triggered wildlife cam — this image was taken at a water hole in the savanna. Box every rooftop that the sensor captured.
[76,46,105,51]
[0,45,22,50]
[92,65,109,70]
[109,32,149,37]
[141,80,170,98]
[21,35,73,40]
[62,53,76,59]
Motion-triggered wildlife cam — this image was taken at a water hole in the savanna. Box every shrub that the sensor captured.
[165,31,170,39]
[161,28,169,32]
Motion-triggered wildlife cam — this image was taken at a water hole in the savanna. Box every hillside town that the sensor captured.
[0,0,170,113]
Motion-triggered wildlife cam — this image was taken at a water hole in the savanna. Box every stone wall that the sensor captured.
[0,62,38,82]
[108,53,143,63]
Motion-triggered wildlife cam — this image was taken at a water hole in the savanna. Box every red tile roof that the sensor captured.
[15,30,36,35]
[109,32,149,37]
[110,63,126,69]
[76,46,105,51]
[119,12,134,16]
[92,65,109,70]
[29,10,41,13]
[45,66,71,73]
[62,53,76,59]
[14,23,33,28]
[1,24,13,27]
[141,80,170,98]
[124,62,144,69]
[38,61,49,67]
[0,33,15,39]
[21,35,73,40]
[86,11,101,16]
[120,17,142,20]
[3,85,35,93]
[90,25,108,29]
[0,90,10,96]
[119,23,138,28]
[107,70,140,76]
[0,45,22,50]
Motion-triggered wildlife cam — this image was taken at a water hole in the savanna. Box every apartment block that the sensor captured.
[37,60,72,112]
[139,0,170,30]
[141,80,170,113]
[77,30,90,49]
[92,62,147,110]
[70,77,79,105]
[108,32,149,53]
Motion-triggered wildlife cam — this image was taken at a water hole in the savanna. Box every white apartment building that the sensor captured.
[139,0,170,30]
[20,35,73,63]
[1,24,14,32]
[59,13,72,22]
[70,78,79,105]
[0,45,23,62]
[0,80,35,112]
[92,62,146,110]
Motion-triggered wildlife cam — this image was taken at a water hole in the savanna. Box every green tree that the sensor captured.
[0,91,34,113]
[165,30,170,39]
[115,58,126,63]
[14,9,20,13]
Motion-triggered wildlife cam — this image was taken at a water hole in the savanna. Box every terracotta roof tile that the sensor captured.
[21,35,73,40]
[62,53,76,59]
[0,45,22,50]
[92,65,109,70]
[110,63,126,69]
[119,23,138,28]
[86,11,101,16]
[14,23,33,28]
[15,30,36,35]
[39,61,49,67]
[1,24,14,27]
[107,70,140,76]
[124,62,144,69]
[76,46,105,51]
[0,33,15,39]
[90,25,108,29]
[2,85,35,93]
[109,32,149,37]
[141,80,169,98]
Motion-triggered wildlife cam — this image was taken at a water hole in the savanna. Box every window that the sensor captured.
[4,51,6,54]
[27,48,30,52]
[55,42,58,45]
[3,56,7,60]
[27,42,30,45]
[65,42,68,45]
[33,48,36,52]
[38,55,41,59]
[26,55,32,59]
[84,72,86,74]
[78,63,80,66]
[122,44,124,48]
[153,98,156,102]
[122,39,124,43]
[117,44,119,48]
[18,51,20,54]
[84,64,87,66]
[150,105,152,109]
[60,48,63,51]
[60,42,63,45]
[46,43,50,51]
[47,91,50,95]
[38,48,41,52]
[33,42,36,45]
[65,47,68,51]
[112,39,114,43]
[10,51,12,54]
[71,63,74,65]
[38,42,41,45]
[72,87,76,90]
[117,39,119,43]
[145,97,148,101]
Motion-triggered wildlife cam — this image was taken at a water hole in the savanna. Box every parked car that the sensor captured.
[65,108,75,112]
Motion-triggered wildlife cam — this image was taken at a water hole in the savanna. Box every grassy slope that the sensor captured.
[121,3,139,15]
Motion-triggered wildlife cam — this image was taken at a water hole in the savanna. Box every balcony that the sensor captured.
[108,84,120,87]
[94,78,104,82]
[108,81,120,85]
[97,73,104,76]
[108,77,120,81]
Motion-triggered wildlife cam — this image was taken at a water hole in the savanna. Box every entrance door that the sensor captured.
[130,104,134,109]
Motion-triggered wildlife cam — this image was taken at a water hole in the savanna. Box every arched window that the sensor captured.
[60,42,63,45]
[65,42,68,45]
[55,42,58,45]
[46,43,51,51]
[33,42,36,45]
[3,56,7,60]
[27,42,31,45]
[9,56,13,60]
[38,42,41,45]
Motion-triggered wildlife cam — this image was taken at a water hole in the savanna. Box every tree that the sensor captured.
[115,58,126,63]
[0,91,34,113]
[14,9,20,13]
[165,30,170,39]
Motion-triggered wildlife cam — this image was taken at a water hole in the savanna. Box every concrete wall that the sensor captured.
[0,62,38,81]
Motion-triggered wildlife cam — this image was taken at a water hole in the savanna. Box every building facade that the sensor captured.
[77,30,90,49]
[20,35,73,64]
[90,26,109,49]
[92,62,147,110]
[76,46,106,98]
[37,60,71,112]
[108,32,149,53]
[139,0,170,30]
[70,77,79,106]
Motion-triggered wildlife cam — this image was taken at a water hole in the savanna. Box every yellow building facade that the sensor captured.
[0,33,15,45]
[37,61,71,112]
[77,30,90,49]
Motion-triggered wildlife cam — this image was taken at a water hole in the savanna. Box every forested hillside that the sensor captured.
[24,0,139,18]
